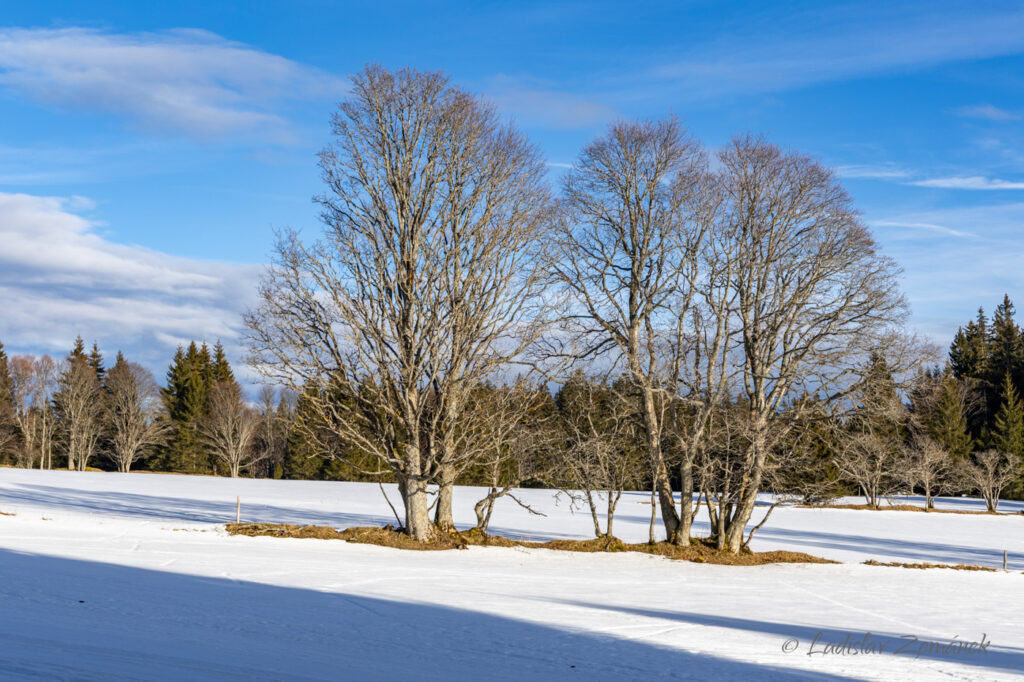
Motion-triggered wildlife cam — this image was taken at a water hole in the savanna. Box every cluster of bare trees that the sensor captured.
[246,64,919,551]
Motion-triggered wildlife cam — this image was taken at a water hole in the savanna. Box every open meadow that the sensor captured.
[0,468,1021,681]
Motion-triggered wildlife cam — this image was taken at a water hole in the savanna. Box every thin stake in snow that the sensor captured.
[1005,550,1008,572]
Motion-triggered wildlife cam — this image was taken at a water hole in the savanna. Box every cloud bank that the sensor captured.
[0,28,345,140]
[0,192,260,377]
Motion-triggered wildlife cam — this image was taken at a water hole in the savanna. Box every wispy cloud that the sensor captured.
[0,28,345,141]
[835,165,909,179]
[647,7,1024,98]
[954,104,1020,122]
[0,192,259,374]
[910,176,1024,190]
[871,220,976,239]
[486,75,615,130]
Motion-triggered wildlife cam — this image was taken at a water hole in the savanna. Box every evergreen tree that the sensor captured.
[283,384,325,479]
[161,342,216,473]
[949,308,989,381]
[926,373,973,460]
[212,341,235,384]
[985,295,1024,415]
[992,372,1024,458]
[0,339,15,461]
[88,342,106,385]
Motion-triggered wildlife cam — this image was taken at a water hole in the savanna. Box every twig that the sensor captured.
[378,481,403,528]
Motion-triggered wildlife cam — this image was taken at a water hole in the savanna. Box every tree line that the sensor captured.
[0,337,268,478]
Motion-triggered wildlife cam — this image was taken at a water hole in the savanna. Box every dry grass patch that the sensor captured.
[863,559,998,572]
[0,510,14,517]
[226,522,833,565]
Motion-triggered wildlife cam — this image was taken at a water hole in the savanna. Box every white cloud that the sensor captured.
[954,104,1020,122]
[910,176,1024,190]
[0,192,260,377]
[870,220,976,239]
[835,165,909,179]
[0,28,345,140]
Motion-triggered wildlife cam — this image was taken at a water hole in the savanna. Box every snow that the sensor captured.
[0,468,1022,681]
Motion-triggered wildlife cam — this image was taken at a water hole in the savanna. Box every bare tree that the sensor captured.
[107,359,169,473]
[898,435,955,510]
[55,356,103,471]
[201,382,260,478]
[251,386,292,478]
[551,116,708,542]
[557,377,644,539]
[960,450,1022,513]
[31,356,58,470]
[713,136,909,551]
[246,65,552,541]
[9,356,37,467]
[463,381,559,533]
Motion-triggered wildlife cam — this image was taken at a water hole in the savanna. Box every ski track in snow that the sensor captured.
[0,468,1022,681]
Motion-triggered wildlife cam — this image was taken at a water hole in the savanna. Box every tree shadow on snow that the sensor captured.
[556,601,1024,677]
[0,483,391,528]
[752,526,1024,570]
[0,549,856,681]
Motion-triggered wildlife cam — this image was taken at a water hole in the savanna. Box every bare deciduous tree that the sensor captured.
[551,116,707,542]
[107,360,169,473]
[557,378,644,539]
[714,136,909,551]
[246,65,552,541]
[55,356,103,471]
[202,382,260,478]
[898,434,956,510]
[960,450,1022,513]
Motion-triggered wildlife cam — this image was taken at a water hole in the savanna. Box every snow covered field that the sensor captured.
[0,468,1022,680]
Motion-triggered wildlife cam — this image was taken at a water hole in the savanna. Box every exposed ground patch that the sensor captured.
[226,523,836,566]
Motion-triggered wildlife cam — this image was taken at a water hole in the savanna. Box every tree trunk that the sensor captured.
[637,383,680,540]
[433,463,456,531]
[404,475,434,541]
[678,458,694,545]
[724,430,768,553]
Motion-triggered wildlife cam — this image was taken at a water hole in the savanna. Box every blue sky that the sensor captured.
[2,0,1024,381]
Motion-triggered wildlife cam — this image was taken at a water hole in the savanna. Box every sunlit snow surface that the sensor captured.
[0,468,1021,681]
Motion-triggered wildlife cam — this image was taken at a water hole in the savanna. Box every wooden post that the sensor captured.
[236,496,240,524]
[1004,550,1008,572]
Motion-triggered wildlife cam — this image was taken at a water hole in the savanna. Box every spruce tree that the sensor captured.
[949,308,989,381]
[212,341,235,384]
[992,372,1024,458]
[986,295,1024,405]
[926,373,973,460]
[0,339,15,461]
[161,342,216,473]
[88,342,106,385]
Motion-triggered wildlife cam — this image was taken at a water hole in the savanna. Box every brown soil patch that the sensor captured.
[226,522,834,565]
[863,559,998,572]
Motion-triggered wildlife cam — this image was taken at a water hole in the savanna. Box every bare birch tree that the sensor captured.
[107,359,169,473]
[245,65,552,541]
[551,116,707,541]
[201,382,260,478]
